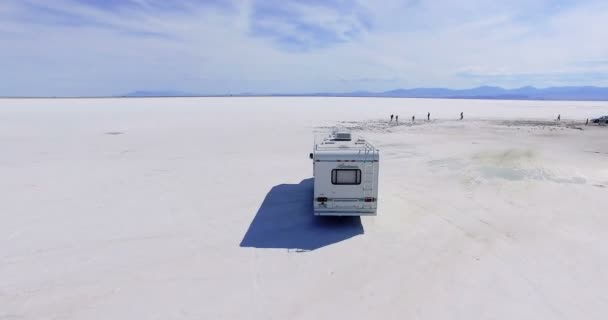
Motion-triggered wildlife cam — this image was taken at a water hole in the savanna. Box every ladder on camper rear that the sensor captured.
[362,145,376,203]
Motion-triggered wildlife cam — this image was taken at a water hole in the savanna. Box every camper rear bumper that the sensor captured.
[314,209,377,217]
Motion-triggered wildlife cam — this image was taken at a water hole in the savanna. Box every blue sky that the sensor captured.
[1,0,608,96]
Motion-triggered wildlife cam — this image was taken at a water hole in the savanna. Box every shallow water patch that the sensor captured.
[478,166,586,184]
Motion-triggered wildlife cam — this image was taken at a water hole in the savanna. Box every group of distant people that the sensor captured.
[389,112,592,125]
[389,112,463,123]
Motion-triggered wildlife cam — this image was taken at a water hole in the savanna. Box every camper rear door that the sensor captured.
[330,168,363,209]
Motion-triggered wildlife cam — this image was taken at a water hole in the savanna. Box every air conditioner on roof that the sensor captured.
[334,132,351,141]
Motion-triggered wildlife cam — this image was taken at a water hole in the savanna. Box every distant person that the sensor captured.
[412,115,415,122]
[396,115,399,122]
[390,114,394,122]
[586,118,589,125]
[460,112,464,120]
[427,112,430,121]
[557,114,561,121]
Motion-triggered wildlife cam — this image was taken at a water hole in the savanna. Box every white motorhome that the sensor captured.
[309,131,379,216]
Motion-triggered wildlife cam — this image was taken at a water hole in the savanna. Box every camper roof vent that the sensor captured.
[334,131,352,141]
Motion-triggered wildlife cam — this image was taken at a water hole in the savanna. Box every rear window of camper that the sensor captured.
[331,169,361,185]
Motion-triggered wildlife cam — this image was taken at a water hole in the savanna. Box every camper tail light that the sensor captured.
[364,197,376,202]
[316,197,328,202]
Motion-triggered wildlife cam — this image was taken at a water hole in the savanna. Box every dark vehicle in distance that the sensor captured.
[592,116,608,124]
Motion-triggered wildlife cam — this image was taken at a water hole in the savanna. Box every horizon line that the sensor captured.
[3,84,608,101]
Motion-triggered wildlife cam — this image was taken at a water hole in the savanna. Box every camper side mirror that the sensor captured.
[309,153,313,159]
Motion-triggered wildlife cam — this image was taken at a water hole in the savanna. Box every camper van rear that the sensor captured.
[310,132,379,216]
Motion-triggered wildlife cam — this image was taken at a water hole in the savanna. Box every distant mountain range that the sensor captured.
[124,90,201,97]
[125,86,608,101]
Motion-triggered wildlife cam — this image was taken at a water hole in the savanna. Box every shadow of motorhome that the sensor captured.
[240,178,364,251]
